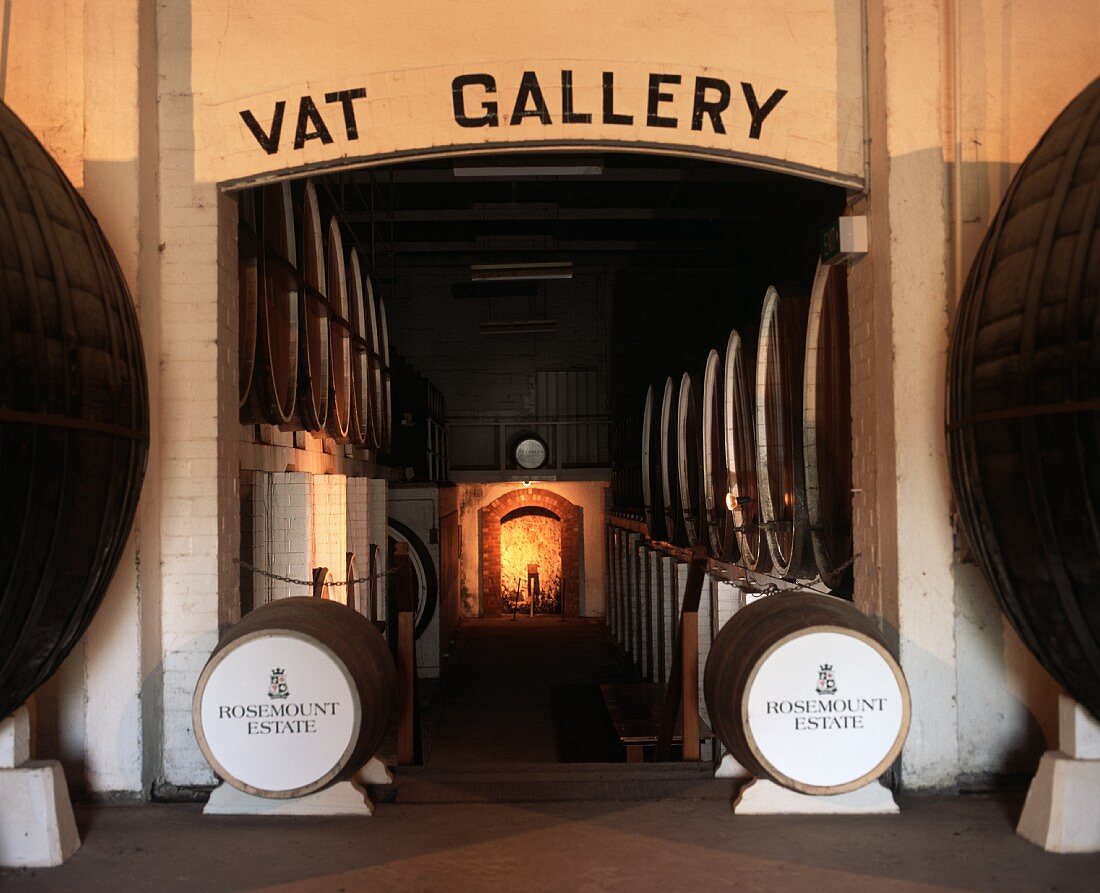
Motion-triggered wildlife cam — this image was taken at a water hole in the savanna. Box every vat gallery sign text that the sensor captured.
[239,70,789,155]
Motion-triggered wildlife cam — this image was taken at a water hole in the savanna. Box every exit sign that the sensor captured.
[821,216,868,264]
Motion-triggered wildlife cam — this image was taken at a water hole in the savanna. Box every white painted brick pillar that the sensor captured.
[648,550,662,682]
[311,475,349,600]
[155,1,242,788]
[368,479,389,619]
[697,577,714,728]
[662,558,681,685]
[347,477,373,615]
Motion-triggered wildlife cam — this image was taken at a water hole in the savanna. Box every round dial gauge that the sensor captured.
[515,436,547,470]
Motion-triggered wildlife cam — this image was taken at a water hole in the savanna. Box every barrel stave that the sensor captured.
[756,286,816,579]
[659,376,684,545]
[803,262,854,592]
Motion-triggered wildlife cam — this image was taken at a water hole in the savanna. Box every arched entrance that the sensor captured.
[480,488,581,617]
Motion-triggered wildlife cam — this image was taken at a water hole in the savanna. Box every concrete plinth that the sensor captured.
[714,753,751,780]
[0,708,81,868]
[1017,699,1100,853]
[204,780,374,816]
[733,779,899,815]
[355,755,393,786]
[0,761,81,868]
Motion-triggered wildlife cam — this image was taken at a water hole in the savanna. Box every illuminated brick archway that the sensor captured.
[480,488,581,617]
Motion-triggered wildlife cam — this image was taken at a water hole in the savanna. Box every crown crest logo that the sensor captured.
[268,667,289,700]
[816,664,837,695]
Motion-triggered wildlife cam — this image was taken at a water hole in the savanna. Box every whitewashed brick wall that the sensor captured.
[251,472,348,604]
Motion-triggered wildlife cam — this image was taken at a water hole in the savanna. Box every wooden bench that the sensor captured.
[600,682,713,763]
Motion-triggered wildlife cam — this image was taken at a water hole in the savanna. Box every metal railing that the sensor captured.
[447,416,611,475]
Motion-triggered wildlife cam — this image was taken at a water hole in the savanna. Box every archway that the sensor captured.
[480,488,582,617]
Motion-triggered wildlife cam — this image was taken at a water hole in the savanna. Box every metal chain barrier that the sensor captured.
[234,558,399,588]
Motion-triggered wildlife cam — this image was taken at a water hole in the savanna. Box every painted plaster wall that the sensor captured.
[456,482,609,617]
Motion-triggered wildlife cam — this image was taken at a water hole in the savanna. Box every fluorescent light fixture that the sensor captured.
[479,320,557,335]
[470,261,572,282]
[454,158,603,178]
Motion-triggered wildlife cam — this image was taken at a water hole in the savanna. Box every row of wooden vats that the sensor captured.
[611,261,853,593]
[236,179,393,452]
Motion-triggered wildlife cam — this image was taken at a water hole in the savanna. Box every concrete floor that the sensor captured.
[4,794,1100,891]
[422,617,634,765]
[7,618,1098,891]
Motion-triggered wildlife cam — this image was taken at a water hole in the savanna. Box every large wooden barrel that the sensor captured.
[238,190,259,408]
[377,294,393,452]
[725,330,770,571]
[365,276,385,449]
[756,286,816,579]
[0,100,149,722]
[704,592,910,794]
[677,371,706,548]
[325,217,351,441]
[948,77,1100,720]
[246,182,299,425]
[346,247,371,447]
[803,261,854,593]
[659,376,684,545]
[641,384,667,540]
[192,597,395,798]
[295,181,330,431]
[702,349,734,560]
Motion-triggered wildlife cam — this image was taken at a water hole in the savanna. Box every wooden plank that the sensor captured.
[396,611,416,765]
[393,544,421,766]
[600,682,713,746]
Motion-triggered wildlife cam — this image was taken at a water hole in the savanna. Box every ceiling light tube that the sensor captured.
[453,160,603,178]
[470,262,573,282]
[478,320,557,335]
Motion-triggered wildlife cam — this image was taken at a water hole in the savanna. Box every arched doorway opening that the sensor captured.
[480,488,582,618]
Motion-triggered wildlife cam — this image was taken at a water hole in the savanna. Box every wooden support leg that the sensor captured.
[397,610,416,765]
[627,745,645,764]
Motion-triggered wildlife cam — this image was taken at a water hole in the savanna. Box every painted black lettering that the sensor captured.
[452,74,498,127]
[324,87,367,140]
[510,71,551,125]
[602,72,633,125]
[646,73,680,128]
[293,96,334,150]
[740,82,788,139]
[561,70,591,124]
[240,102,286,155]
[691,77,731,133]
